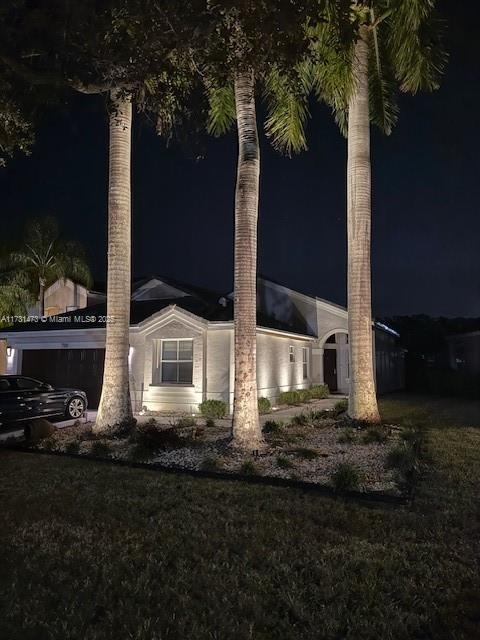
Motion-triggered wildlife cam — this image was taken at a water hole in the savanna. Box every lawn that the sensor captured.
[0,394,479,640]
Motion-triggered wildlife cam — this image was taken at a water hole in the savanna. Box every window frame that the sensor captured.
[289,345,296,363]
[154,339,194,386]
[302,347,309,379]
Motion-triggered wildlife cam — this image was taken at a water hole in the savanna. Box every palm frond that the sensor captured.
[389,0,447,94]
[206,83,236,136]
[308,20,354,137]
[368,22,398,135]
[263,66,310,156]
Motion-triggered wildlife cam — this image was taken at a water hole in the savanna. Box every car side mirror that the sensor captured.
[41,383,54,392]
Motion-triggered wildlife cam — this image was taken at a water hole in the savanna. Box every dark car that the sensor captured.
[0,375,88,434]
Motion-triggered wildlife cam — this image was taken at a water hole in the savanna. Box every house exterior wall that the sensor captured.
[43,279,88,317]
[205,328,231,405]
[256,332,312,404]
[448,332,480,374]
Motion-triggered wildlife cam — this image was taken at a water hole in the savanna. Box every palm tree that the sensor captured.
[266,0,446,422]
[203,2,314,450]
[94,91,134,433]
[9,216,92,317]
[207,71,262,449]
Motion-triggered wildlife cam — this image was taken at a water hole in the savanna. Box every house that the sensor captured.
[0,275,404,412]
[447,331,480,375]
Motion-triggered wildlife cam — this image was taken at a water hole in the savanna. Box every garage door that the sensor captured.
[21,349,105,408]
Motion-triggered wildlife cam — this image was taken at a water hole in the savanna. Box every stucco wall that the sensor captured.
[256,332,312,403]
[44,279,88,316]
[205,329,231,404]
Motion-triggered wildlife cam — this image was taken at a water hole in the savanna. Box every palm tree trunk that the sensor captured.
[94,90,134,434]
[346,27,381,423]
[231,69,263,450]
[38,276,45,317]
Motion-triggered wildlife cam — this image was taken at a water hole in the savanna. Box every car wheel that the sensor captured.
[66,396,86,420]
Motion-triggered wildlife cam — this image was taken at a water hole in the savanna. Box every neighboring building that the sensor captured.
[0,275,404,412]
[447,331,480,375]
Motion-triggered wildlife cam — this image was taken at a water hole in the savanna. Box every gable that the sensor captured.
[132,278,189,301]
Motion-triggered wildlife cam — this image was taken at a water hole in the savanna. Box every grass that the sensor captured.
[0,393,479,639]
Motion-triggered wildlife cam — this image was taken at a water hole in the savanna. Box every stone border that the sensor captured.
[2,444,414,507]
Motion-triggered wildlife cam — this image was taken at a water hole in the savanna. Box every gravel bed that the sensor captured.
[20,415,404,495]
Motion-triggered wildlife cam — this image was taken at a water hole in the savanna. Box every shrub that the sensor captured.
[362,426,388,444]
[331,463,360,492]
[25,419,56,443]
[278,390,301,406]
[129,443,154,462]
[205,418,216,428]
[290,413,309,427]
[135,423,184,449]
[199,400,228,420]
[333,399,348,416]
[201,456,224,471]
[65,441,80,455]
[309,384,329,399]
[294,447,318,460]
[262,420,283,434]
[276,455,294,469]
[258,397,271,414]
[240,460,259,475]
[337,428,355,444]
[90,440,111,458]
[400,427,419,445]
[297,389,312,403]
[386,443,418,476]
[175,416,196,428]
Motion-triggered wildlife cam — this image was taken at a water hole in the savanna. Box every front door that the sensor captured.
[323,349,338,392]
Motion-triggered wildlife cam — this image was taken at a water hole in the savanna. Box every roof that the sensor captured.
[0,297,316,337]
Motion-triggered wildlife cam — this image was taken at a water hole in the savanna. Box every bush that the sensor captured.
[258,397,271,414]
[25,419,55,443]
[262,420,283,434]
[90,440,111,458]
[135,422,184,450]
[278,390,301,406]
[297,389,312,403]
[400,427,419,445]
[201,456,224,471]
[129,443,154,462]
[276,455,294,469]
[386,443,418,477]
[290,413,309,427]
[337,428,355,444]
[294,447,318,460]
[362,426,388,444]
[331,463,360,492]
[199,400,228,420]
[333,399,348,416]
[175,416,196,428]
[65,441,80,455]
[205,418,216,428]
[240,460,259,475]
[309,384,329,399]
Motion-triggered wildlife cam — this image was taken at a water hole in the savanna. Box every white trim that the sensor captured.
[318,328,348,348]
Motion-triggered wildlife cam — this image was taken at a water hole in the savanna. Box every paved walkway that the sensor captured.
[0,397,347,441]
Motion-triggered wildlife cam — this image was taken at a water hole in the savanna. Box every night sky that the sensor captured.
[0,1,478,318]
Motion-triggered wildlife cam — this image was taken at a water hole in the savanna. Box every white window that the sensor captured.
[289,346,295,363]
[302,347,308,379]
[154,339,193,385]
